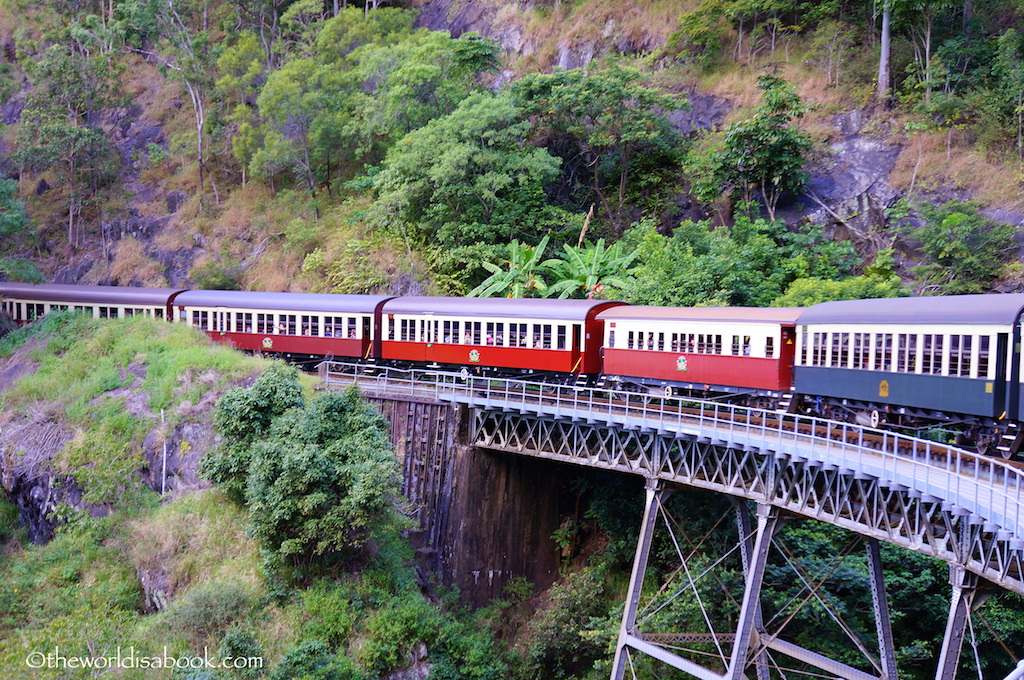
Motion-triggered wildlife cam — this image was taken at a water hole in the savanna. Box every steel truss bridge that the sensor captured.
[320,362,1024,680]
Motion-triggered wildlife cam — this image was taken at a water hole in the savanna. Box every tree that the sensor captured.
[690,72,811,220]
[878,0,893,104]
[127,0,223,206]
[909,200,1017,294]
[994,28,1024,168]
[0,179,28,239]
[370,91,563,248]
[542,239,639,299]
[512,64,686,234]
[469,236,552,298]
[203,366,402,576]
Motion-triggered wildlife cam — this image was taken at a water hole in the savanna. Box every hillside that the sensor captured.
[0,0,1022,301]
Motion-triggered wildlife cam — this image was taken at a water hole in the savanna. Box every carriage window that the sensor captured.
[387,317,395,340]
[732,335,741,355]
[278,315,296,335]
[155,308,164,319]
[559,327,569,351]
[485,322,496,345]
[506,323,524,347]
[896,334,909,372]
[978,335,990,378]
[400,319,412,341]
[839,333,849,367]
[257,313,273,334]
[830,334,841,367]
[852,333,865,368]
[800,328,808,365]
[766,337,775,359]
[960,335,973,377]
[236,312,253,333]
[442,321,454,343]
[742,336,751,356]
[540,324,552,349]
[921,334,943,374]
[99,306,115,319]
[627,331,635,349]
[466,321,481,345]
[301,315,319,336]
[608,330,615,348]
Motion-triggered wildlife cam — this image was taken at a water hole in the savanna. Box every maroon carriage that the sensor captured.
[596,306,801,396]
[0,283,185,324]
[173,290,395,360]
[380,297,626,376]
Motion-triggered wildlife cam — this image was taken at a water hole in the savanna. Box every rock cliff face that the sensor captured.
[0,339,229,543]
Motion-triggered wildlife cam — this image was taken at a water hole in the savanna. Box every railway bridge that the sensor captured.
[320,362,1024,680]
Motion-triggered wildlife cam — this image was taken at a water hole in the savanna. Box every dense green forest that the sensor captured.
[1,0,1023,299]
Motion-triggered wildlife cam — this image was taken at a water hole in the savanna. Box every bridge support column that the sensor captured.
[735,502,771,680]
[936,567,991,680]
[611,478,670,680]
[866,538,899,680]
[728,503,780,680]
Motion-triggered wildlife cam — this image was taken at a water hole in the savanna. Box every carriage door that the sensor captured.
[422,313,435,362]
[572,324,583,373]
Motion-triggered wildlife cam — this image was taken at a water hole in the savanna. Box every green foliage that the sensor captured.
[0,257,45,284]
[909,200,1017,294]
[270,641,361,680]
[371,91,563,249]
[613,217,858,307]
[773,273,905,305]
[0,179,28,239]
[512,63,685,233]
[162,580,258,645]
[690,72,811,220]
[205,376,402,576]
[520,566,610,679]
[190,258,243,290]
[468,236,551,298]
[542,239,639,299]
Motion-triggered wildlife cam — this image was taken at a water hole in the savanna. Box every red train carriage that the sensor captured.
[379,297,626,376]
[173,290,395,360]
[0,283,184,324]
[596,306,801,396]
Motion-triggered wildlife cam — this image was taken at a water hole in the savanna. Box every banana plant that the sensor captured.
[468,236,551,298]
[542,239,639,299]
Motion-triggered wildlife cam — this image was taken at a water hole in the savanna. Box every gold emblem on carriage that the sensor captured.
[262,337,273,350]
[469,349,481,363]
[676,356,688,371]
[879,380,889,398]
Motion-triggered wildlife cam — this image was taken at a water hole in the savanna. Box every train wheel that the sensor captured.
[663,385,674,398]
[459,367,470,382]
[869,409,881,429]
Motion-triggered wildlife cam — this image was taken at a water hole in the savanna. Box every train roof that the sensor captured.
[382,297,626,320]
[0,283,185,305]
[597,306,803,324]
[797,294,1024,326]
[174,290,395,313]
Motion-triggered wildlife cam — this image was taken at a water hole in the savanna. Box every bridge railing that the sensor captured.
[320,361,1024,541]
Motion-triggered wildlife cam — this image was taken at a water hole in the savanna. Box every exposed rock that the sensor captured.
[166,190,187,214]
[34,178,49,196]
[781,110,903,237]
[138,565,173,612]
[668,93,731,135]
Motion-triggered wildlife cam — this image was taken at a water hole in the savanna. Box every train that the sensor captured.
[2,282,1022,458]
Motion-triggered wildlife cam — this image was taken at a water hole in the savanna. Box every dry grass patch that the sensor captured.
[110,237,168,287]
[889,130,1024,208]
[128,488,261,597]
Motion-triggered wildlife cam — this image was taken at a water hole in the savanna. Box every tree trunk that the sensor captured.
[877,0,892,106]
